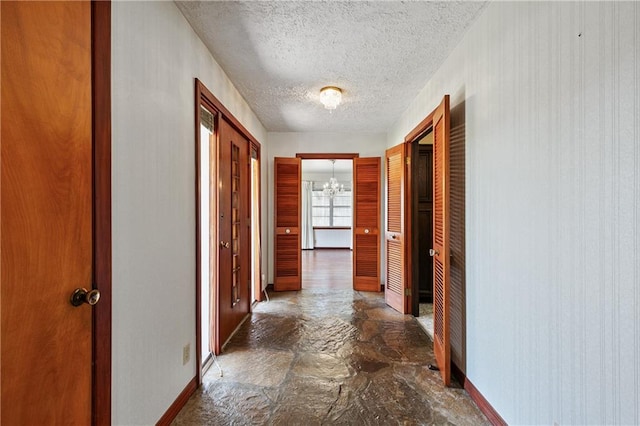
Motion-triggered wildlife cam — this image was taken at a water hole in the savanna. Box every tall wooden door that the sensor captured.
[431,95,451,385]
[273,157,301,291]
[352,157,381,291]
[217,118,250,351]
[1,1,97,423]
[385,144,410,313]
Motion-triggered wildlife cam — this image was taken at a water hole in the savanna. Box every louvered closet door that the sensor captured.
[353,157,381,291]
[274,157,301,291]
[431,95,451,386]
[385,144,408,313]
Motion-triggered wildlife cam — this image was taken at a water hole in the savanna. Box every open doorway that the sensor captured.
[410,129,434,338]
[274,153,380,292]
[300,159,353,289]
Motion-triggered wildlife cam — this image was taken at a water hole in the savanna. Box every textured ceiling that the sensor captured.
[176,1,486,133]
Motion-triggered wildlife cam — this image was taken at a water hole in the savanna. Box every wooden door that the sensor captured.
[273,157,301,291]
[385,144,409,313]
[217,118,250,351]
[1,1,96,423]
[431,95,451,385]
[352,157,381,291]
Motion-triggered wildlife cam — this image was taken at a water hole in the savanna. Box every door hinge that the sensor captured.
[405,157,410,165]
[405,288,411,296]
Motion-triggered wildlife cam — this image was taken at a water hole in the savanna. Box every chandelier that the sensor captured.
[319,86,342,111]
[323,160,344,198]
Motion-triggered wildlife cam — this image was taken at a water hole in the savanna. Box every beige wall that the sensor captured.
[389,2,640,424]
[111,2,266,423]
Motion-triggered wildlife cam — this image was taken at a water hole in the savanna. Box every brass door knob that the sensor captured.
[429,249,440,257]
[70,288,100,307]
[220,241,230,248]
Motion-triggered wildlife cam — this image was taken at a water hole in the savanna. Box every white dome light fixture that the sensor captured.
[319,86,342,111]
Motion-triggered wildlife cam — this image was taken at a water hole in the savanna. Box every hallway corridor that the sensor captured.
[173,254,488,424]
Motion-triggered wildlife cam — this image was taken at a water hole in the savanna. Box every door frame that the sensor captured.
[403,106,438,316]
[408,140,434,315]
[295,153,359,288]
[403,96,451,386]
[194,79,262,382]
[92,2,112,424]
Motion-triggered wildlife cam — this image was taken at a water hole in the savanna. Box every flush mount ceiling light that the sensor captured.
[319,86,342,111]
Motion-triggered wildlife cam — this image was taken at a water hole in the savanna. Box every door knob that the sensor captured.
[364,229,370,234]
[220,241,230,248]
[70,288,100,307]
[429,249,439,257]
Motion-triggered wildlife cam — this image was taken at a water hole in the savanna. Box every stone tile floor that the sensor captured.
[416,303,434,341]
[173,289,489,425]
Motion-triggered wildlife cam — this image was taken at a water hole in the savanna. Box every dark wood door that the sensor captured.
[352,157,381,291]
[217,118,250,351]
[1,2,94,423]
[431,95,451,386]
[385,144,409,313]
[413,143,434,305]
[274,157,301,291]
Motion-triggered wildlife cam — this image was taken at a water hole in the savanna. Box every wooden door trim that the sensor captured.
[410,140,418,315]
[404,111,435,144]
[195,80,213,385]
[196,78,261,150]
[296,153,359,160]
[403,109,436,316]
[92,2,112,425]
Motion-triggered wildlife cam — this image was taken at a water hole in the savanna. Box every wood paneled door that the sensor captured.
[217,117,251,351]
[1,1,111,424]
[430,95,451,385]
[273,157,302,291]
[352,157,381,291]
[385,143,410,313]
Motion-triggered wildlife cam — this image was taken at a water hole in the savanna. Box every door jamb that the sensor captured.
[92,2,112,425]
[403,110,436,316]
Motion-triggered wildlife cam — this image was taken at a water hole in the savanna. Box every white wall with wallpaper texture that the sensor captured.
[388,2,640,424]
[111,2,266,424]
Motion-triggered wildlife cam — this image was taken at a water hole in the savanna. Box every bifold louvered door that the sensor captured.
[385,144,408,313]
[274,157,301,291]
[431,95,451,386]
[353,157,380,291]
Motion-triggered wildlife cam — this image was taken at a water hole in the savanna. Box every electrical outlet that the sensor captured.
[183,343,190,365]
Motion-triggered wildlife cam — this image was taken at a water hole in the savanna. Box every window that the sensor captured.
[311,182,352,227]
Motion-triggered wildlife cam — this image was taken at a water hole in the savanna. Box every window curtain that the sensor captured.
[301,181,315,250]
